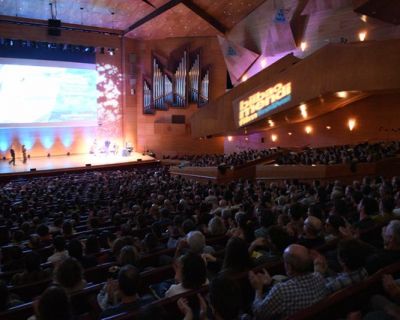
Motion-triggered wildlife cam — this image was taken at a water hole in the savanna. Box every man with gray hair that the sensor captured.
[186,231,215,255]
[366,220,400,274]
[249,244,327,319]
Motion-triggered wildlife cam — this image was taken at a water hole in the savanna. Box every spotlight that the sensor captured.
[288,132,292,136]
[271,134,278,142]
[108,48,115,56]
[268,119,275,127]
[260,58,267,68]
[326,126,332,130]
[227,136,233,142]
[242,74,248,82]
[348,118,356,131]
[305,126,313,134]
[300,41,307,52]
[299,104,307,119]
[358,31,367,42]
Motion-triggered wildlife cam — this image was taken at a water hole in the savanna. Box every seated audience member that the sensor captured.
[286,203,305,238]
[220,237,252,275]
[37,224,52,244]
[249,244,327,319]
[32,286,72,320]
[178,276,244,320]
[100,265,154,318]
[68,239,97,269]
[374,197,396,223]
[62,220,74,239]
[48,236,69,265]
[250,226,292,264]
[324,215,346,242]
[315,239,369,293]
[11,251,51,285]
[118,245,139,268]
[208,216,226,236]
[165,252,208,298]
[298,216,325,248]
[1,245,24,272]
[55,257,87,294]
[366,220,400,274]
[354,197,378,231]
[185,230,215,255]
[0,280,23,312]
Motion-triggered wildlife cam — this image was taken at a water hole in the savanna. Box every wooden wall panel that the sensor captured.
[134,36,226,156]
[224,93,400,153]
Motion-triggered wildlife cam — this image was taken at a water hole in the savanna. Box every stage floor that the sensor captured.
[0,152,155,175]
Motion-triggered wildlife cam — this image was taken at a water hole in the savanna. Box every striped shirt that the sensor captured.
[325,268,368,294]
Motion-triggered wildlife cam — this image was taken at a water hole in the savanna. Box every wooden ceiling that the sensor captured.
[0,0,266,39]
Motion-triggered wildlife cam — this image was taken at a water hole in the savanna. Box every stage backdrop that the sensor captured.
[0,43,123,158]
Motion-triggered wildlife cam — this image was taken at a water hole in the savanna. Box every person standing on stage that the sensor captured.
[22,145,27,164]
[9,147,16,166]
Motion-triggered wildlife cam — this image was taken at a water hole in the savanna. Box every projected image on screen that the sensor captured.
[0,61,98,127]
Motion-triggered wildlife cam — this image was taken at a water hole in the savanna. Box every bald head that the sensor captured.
[283,244,313,276]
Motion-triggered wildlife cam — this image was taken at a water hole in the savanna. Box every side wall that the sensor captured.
[224,94,400,153]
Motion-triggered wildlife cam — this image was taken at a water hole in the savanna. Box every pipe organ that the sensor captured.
[189,53,200,103]
[143,49,210,114]
[199,70,209,106]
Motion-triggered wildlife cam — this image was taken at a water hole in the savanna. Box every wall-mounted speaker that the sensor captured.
[261,137,265,143]
[30,168,36,172]
[48,19,61,36]
[85,164,91,167]
[171,115,186,124]
[137,158,142,162]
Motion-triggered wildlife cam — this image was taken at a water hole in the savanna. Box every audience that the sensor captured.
[0,150,400,319]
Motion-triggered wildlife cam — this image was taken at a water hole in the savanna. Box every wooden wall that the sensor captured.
[133,36,226,156]
[224,93,400,152]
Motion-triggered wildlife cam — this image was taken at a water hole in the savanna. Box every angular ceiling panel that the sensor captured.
[217,35,260,84]
[125,3,222,39]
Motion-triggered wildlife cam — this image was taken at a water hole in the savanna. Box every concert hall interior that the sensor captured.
[2,0,400,319]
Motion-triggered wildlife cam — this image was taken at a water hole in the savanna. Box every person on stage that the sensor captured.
[22,145,27,164]
[9,147,16,166]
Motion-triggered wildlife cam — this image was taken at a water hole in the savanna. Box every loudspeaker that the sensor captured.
[226,71,233,90]
[85,164,91,167]
[261,138,265,143]
[129,54,137,63]
[172,115,186,124]
[48,19,61,36]
[30,168,36,172]
[137,159,142,162]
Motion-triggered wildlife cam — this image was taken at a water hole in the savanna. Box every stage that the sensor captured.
[0,152,157,180]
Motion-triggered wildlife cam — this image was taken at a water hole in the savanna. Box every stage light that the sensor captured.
[358,31,367,42]
[271,134,278,142]
[326,126,332,130]
[260,58,267,68]
[336,91,348,98]
[245,137,249,141]
[268,119,275,127]
[305,126,313,134]
[360,15,367,23]
[348,118,356,131]
[299,104,307,118]
[108,48,115,56]
[227,136,233,142]
[300,41,307,52]
[242,74,248,82]
[288,132,292,136]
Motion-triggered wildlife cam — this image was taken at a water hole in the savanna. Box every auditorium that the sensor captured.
[1,0,400,319]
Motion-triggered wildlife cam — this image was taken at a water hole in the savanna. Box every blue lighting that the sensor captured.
[257,95,292,118]
[19,129,35,150]
[40,129,55,149]
[60,129,73,148]
[0,129,12,152]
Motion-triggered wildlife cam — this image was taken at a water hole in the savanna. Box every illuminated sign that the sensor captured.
[237,82,291,127]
